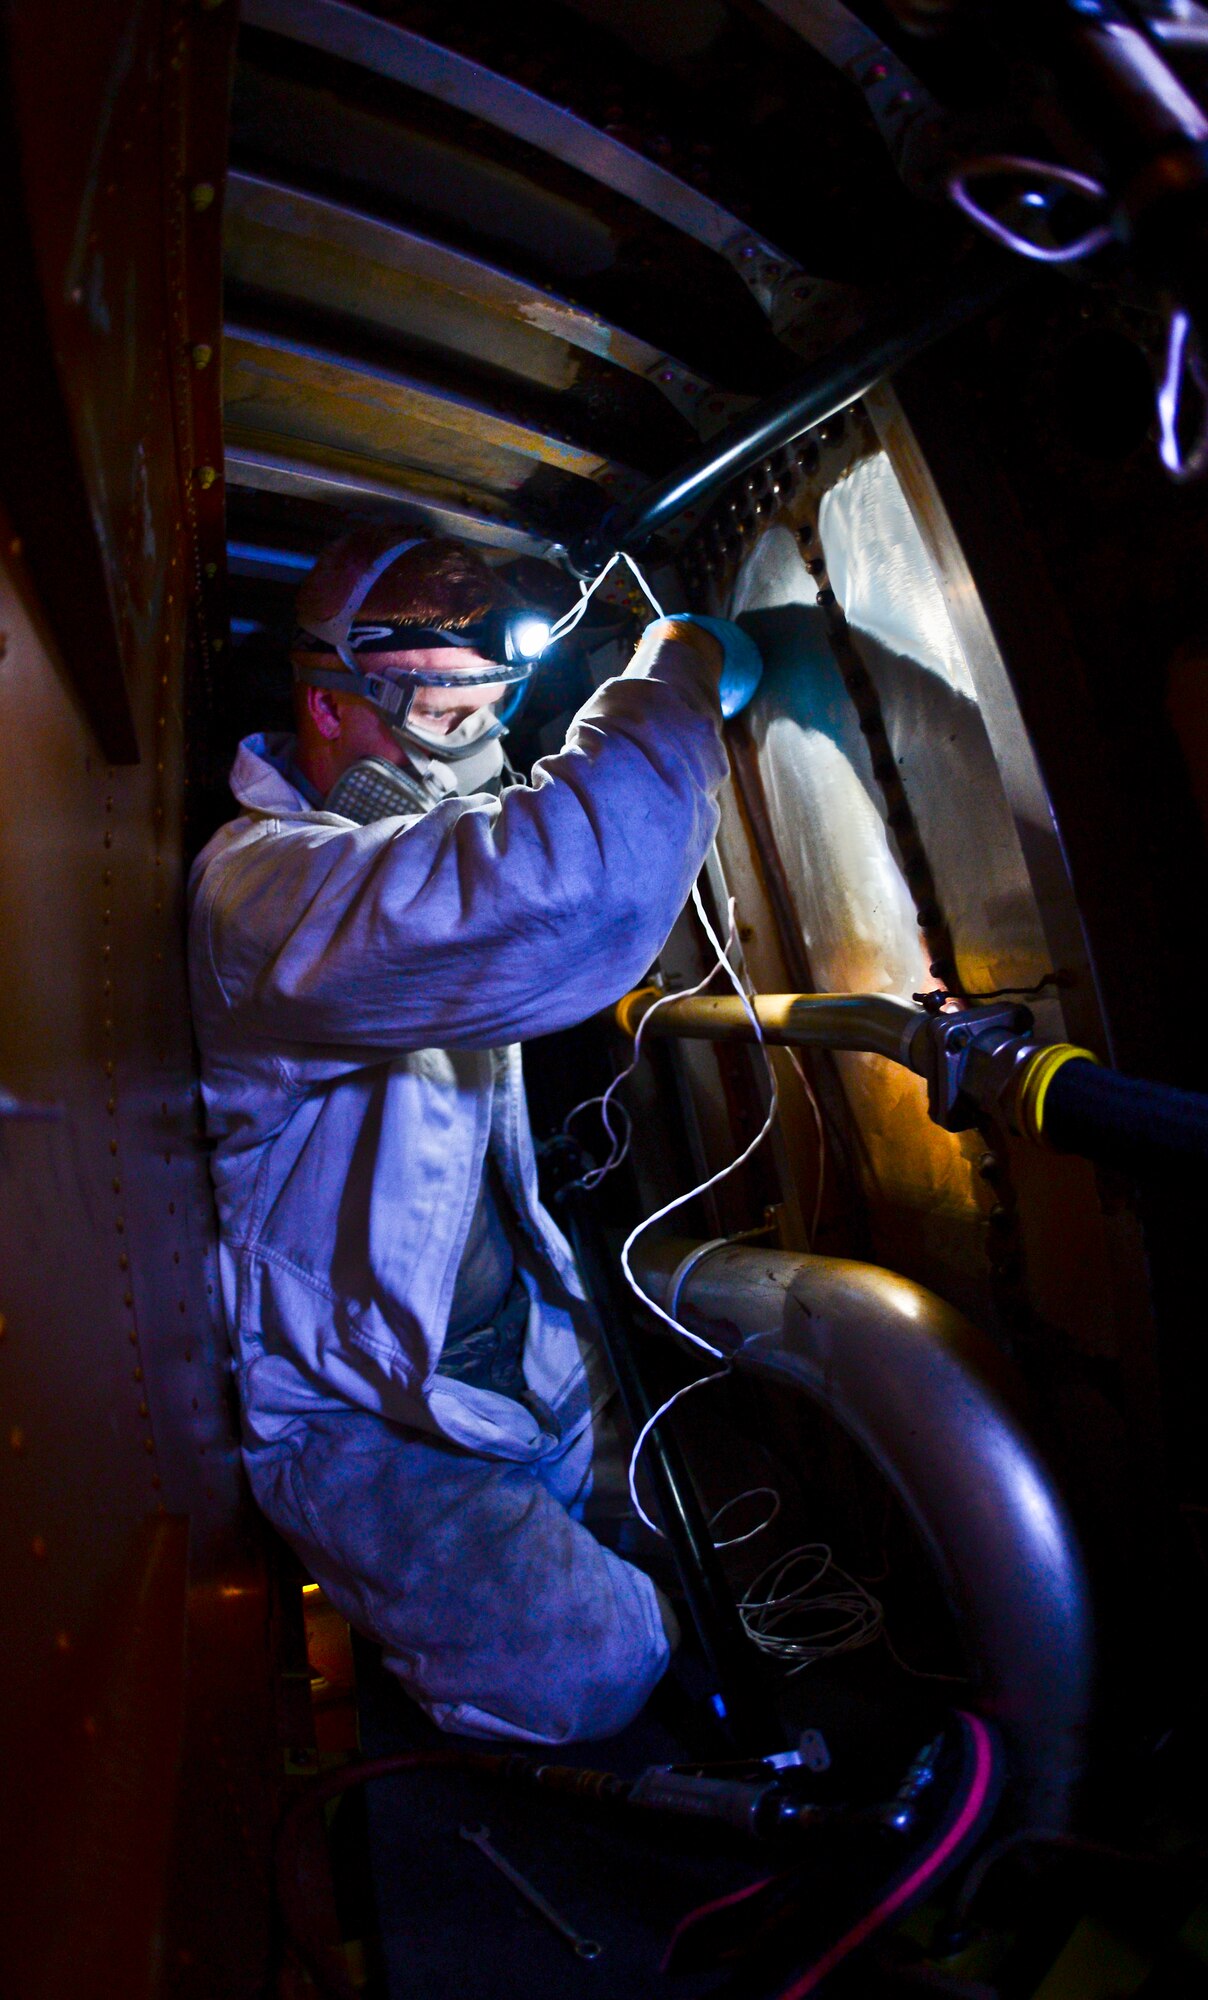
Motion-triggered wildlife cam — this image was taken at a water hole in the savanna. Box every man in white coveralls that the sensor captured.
[188,527,746,1742]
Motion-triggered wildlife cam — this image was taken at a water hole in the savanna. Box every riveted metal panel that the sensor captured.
[0,4,275,1995]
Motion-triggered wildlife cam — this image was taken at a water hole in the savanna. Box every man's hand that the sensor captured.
[660,616,725,681]
[652,614,764,720]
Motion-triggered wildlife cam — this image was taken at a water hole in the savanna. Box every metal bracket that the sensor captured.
[909,1004,1034,1130]
[756,0,941,189]
[644,356,752,438]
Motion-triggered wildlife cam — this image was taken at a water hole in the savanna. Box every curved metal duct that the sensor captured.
[636,1240,1094,1827]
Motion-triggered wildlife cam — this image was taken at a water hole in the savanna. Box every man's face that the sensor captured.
[302,646,511,777]
[392,647,510,742]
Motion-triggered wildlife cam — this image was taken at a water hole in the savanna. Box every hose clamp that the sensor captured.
[1015,1043,1101,1147]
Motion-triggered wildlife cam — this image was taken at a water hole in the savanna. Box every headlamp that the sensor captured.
[325,606,553,672]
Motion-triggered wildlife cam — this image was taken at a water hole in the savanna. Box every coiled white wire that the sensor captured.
[737,1544,883,1674]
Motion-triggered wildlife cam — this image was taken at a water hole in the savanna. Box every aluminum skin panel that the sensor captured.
[726,519,988,1304]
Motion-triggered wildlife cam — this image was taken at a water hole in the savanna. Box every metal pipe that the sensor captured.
[617,987,924,1067]
[575,256,1019,564]
[635,1239,1094,1827]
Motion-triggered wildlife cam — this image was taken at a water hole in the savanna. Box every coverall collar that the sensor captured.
[230,733,322,816]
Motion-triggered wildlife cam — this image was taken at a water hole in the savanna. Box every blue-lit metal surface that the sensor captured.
[227,540,315,577]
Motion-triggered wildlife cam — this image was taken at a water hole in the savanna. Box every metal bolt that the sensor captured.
[195,465,217,489]
[191,342,212,369]
[190,182,215,213]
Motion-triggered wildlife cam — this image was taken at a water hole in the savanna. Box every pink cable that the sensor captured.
[776,1713,996,1999]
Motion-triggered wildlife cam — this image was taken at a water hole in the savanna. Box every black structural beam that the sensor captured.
[573,254,1021,569]
[544,1137,785,1753]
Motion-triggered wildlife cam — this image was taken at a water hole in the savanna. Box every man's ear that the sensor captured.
[304,681,344,742]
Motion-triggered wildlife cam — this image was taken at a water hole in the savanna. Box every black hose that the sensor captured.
[1044,1059,1208,1172]
[571,254,1020,568]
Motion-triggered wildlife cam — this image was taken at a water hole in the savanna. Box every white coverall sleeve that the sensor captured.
[199,626,729,1051]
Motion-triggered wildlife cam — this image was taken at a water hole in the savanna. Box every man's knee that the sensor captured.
[245,1420,673,1743]
[401,1556,672,1742]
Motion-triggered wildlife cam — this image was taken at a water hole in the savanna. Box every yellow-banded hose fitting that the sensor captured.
[615,986,661,1039]
[1015,1043,1101,1146]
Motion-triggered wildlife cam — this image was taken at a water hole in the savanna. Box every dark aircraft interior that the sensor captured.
[6,2,1208,1995]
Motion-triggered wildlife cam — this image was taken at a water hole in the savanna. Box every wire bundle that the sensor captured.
[546,547,666,647]
[737,1544,884,1675]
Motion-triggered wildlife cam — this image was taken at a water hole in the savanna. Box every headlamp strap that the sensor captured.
[299,534,428,672]
[294,660,410,717]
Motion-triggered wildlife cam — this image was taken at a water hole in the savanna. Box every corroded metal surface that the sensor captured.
[224,321,643,499]
[225,168,739,436]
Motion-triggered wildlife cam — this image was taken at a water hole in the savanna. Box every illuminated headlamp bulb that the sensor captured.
[508,615,552,663]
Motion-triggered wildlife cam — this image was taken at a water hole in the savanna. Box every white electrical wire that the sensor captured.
[622,879,782,1535]
[709,1485,781,1550]
[547,549,666,648]
[555,555,870,1676]
[560,900,742,1190]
